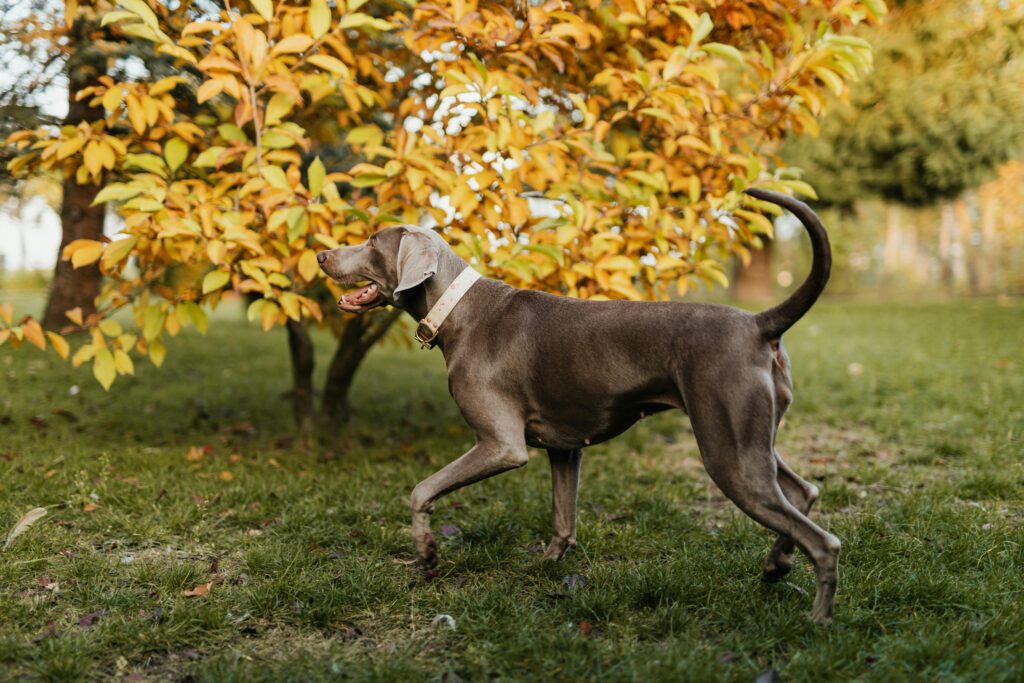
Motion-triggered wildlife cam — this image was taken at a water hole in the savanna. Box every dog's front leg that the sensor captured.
[410,439,528,570]
[544,448,583,561]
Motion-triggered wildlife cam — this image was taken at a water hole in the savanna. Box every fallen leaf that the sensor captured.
[4,506,48,549]
[45,470,57,478]
[78,610,104,629]
[182,582,212,597]
[51,408,79,422]
[578,619,592,636]
[219,471,234,481]
[185,446,205,462]
[82,502,98,513]
[440,524,461,537]
[267,458,281,469]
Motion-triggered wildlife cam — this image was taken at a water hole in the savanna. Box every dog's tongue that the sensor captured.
[338,283,380,311]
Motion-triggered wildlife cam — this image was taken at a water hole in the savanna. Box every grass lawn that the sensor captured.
[1,296,1021,681]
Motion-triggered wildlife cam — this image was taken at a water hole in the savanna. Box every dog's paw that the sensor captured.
[541,537,576,562]
[761,560,793,583]
[416,532,438,570]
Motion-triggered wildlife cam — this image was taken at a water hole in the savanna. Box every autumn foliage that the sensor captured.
[1,0,883,392]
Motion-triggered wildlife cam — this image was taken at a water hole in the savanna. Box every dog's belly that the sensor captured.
[524,400,677,450]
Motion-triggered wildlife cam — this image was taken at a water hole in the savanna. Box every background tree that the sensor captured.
[2,0,883,430]
[784,0,1024,207]
[783,0,1024,293]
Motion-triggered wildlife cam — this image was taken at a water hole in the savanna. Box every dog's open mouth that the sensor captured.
[337,282,384,312]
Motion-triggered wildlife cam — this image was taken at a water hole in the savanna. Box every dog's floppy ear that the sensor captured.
[394,228,441,299]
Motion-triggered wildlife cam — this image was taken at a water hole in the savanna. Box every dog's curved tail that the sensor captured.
[743,188,831,340]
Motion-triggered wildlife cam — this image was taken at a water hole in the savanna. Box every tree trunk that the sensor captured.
[42,19,106,330]
[286,319,316,432]
[955,194,978,295]
[320,309,402,427]
[733,237,774,302]
[938,200,955,290]
[882,203,903,275]
[978,194,998,294]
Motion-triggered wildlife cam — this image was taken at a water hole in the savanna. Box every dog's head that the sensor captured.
[317,226,444,313]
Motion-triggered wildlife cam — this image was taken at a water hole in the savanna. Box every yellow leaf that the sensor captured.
[194,146,227,167]
[83,140,102,176]
[663,46,687,81]
[264,92,295,126]
[93,348,116,390]
[307,156,325,197]
[149,76,186,96]
[196,79,223,104]
[68,241,105,269]
[203,270,232,294]
[308,0,331,39]
[279,292,301,321]
[307,54,350,77]
[114,349,135,375]
[98,319,123,337]
[126,94,147,135]
[0,302,12,324]
[101,236,138,270]
[298,250,320,282]
[250,0,273,22]
[66,307,84,326]
[22,319,46,351]
[207,240,226,264]
[597,255,638,274]
[164,137,189,172]
[218,471,234,481]
[271,33,313,55]
[149,338,166,367]
[260,165,290,190]
[56,136,86,160]
[46,332,70,360]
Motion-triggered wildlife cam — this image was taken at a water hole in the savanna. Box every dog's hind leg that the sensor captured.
[543,448,583,561]
[762,454,820,582]
[687,383,840,625]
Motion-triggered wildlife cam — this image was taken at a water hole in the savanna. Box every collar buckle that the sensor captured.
[414,322,439,349]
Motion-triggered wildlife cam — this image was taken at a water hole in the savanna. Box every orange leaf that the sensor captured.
[22,320,46,351]
[182,582,212,597]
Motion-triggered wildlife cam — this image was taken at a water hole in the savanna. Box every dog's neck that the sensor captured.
[399,248,472,323]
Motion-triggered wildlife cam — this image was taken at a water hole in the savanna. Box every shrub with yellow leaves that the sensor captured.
[2,0,883,428]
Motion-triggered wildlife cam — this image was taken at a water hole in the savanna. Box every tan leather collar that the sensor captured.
[413,267,481,349]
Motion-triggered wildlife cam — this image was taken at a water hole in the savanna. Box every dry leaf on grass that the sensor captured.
[182,582,212,597]
[4,507,48,549]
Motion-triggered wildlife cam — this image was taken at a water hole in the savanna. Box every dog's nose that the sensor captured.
[317,251,328,265]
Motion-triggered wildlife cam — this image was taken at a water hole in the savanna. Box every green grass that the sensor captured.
[0,297,1021,681]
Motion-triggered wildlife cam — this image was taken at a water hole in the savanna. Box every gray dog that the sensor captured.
[317,188,839,624]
